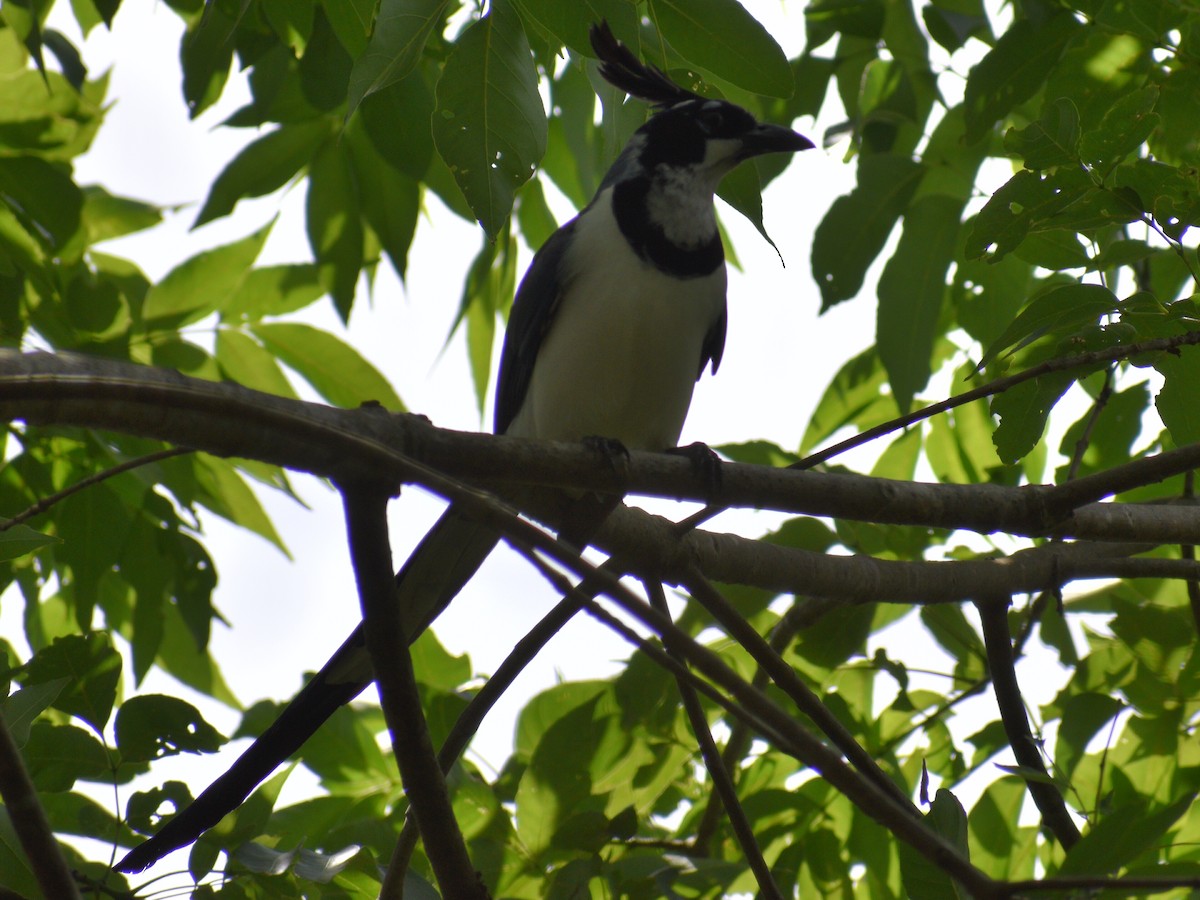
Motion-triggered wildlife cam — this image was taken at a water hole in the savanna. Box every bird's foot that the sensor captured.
[666,441,723,500]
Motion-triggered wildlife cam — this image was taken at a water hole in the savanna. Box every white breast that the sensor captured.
[505,189,726,452]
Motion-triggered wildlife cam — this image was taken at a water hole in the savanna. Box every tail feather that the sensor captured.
[114,508,501,874]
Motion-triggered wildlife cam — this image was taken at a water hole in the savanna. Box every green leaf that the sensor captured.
[143,221,274,328]
[360,70,436,182]
[22,633,121,736]
[0,155,84,259]
[457,232,516,414]
[1,679,68,746]
[1012,230,1089,270]
[180,0,236,118]
[306,139,363,320]
[346,116,420,282]
[22,722,109,791]
[42,790,141,847]
[1003,97,1079,170]
[963,13,1079,143]
[717,157,784,250]
[877,194,962,411]
[1155,346,1200,447]
[514,0,638,56]
[1151,67,1200,167]
[115,694,224,763]
[923,0,989,52]
[800,348,898,454]
[148,596,239,707]
[80,186,162,243]
[192,454,287,553]
[432,0,547,237]
[194,120,331,227]
[899,788,970,899]
[967,776,1029,878]
[220,263,326,322]
[966,169,1082,261]
[262,0,314,51]
[515,681,609,760]
[0,521,57,561]
[216,328,299,398]
[1079,85,1159,171]
[320,0,374,58]
[650,0,793,97]
[251,321,404,410]
[978,283,1119,370]
[991,370,1076,464]
[1054,692,1122,782]
[920,606,985,680]
[126,781,195,836]
[0,809,42,899]
[1058,793,1196,876]
[345,0,450,116]
[812,154,924,309]
[1112,158,1200,242]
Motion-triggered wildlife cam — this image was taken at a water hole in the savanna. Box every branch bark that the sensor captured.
[340,485,489,900]
[6,350,1200,547]
[0,709,81,900]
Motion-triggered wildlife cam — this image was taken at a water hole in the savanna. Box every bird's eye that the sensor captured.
[698,109,724,134]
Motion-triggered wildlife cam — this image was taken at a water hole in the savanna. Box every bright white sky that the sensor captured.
[26,0,1080,889]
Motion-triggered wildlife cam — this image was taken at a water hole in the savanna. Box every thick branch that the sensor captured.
[6,351,1200,547]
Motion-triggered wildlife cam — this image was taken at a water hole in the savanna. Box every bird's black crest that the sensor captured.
[589,21,700,107]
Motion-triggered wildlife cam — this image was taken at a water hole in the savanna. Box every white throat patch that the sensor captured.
[646,163,720,248]
[644,139,741,248]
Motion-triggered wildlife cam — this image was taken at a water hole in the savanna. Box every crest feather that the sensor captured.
[589,22,700,106]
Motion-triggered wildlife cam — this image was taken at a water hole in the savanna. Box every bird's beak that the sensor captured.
[738,123,815,159]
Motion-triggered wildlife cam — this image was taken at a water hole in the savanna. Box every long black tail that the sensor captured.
[115,507,501,873]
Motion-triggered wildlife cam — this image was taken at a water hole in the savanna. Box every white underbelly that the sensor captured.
[506,196,726,452]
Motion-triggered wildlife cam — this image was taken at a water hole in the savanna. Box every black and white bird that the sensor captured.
[116,22,812,874]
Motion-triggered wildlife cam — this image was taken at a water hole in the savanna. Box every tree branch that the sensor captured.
[8,350,1200,548]
[0,446,190,531]
[339,485,488,900]
[679,570,915,814]
[0,709,81,900]
[976,596,1081,849]
[644,579,785,900]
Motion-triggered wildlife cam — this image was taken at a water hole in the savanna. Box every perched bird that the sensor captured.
[116,21,812,874]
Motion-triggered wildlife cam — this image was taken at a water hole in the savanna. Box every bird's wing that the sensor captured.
[114,507,501,873]
[494,219,576,436]
[701,305,727,377]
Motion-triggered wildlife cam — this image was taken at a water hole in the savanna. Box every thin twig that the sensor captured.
[644,580,784,900]
[678,329,1200,532]
[680,570,917,815]
[573,587,998,897]
[0,446,190,531]
[694,611,803,853]
[1064,368,1114,483]
[976,596,1081,849]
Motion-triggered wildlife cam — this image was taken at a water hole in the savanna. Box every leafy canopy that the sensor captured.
[2,0,1200,897]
